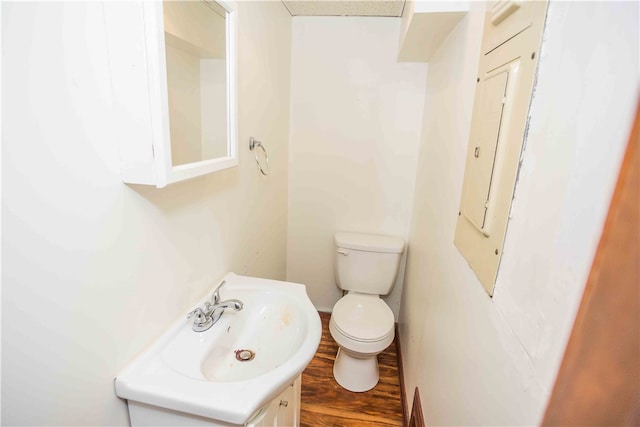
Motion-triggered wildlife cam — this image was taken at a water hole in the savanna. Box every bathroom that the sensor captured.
[2,0,638,425]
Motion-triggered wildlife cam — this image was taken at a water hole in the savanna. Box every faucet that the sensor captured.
[210,280,226,305]
[187,281,243,332]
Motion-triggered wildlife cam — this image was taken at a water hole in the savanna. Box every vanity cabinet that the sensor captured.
[248,377,301,427]
[126,376,301,427]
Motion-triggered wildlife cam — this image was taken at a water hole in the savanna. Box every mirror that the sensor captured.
[138,0,237,187]
[163,0,228,166]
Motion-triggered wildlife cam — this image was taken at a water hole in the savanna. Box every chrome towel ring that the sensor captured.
[249,137,269,176]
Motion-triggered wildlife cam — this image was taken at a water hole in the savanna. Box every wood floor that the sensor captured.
[300,312,404,427]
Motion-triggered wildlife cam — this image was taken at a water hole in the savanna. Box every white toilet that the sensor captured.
[329,231,405,392]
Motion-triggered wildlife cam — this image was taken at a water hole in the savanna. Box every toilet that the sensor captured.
[329,231,405,392]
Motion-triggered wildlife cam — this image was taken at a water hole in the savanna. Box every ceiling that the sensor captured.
[281,0,406,17]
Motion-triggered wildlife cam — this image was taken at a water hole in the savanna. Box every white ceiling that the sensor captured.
[281,0,406,17]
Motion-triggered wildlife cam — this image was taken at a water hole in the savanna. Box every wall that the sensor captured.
[1,1,291,425]
[400,1,639,425]
[286,17,427,316]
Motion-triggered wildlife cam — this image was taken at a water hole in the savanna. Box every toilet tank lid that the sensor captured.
[335,232,405,254]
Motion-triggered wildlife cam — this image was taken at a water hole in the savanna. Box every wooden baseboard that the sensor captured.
[395,323,408,426]
[409,387,425,427]
[395,324,425,427]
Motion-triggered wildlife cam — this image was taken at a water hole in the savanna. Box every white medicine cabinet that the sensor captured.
[104,0,238,188]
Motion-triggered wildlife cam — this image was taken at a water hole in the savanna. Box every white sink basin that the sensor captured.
[115,273,321,425]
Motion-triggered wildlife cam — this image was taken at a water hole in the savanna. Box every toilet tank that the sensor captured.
[334,232,405,295]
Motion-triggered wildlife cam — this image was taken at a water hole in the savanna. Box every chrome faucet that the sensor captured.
[187,281,243,332]
[210,280,226,305]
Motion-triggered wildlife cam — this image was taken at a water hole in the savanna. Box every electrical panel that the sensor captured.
[455,0,548,296]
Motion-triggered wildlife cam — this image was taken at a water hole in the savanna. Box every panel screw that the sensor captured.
[495,249,499,255]
[531,52,536,60]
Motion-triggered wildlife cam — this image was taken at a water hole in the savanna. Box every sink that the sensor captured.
[115,273,321,425]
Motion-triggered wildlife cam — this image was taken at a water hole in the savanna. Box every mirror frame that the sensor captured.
[143,0,238,188]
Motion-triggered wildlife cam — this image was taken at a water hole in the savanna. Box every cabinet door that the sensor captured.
[103,0,238,188]
[274,378,300,427]
[246,376,300,427]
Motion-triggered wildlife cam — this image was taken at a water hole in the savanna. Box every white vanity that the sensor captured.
[115,273,321,426]
[125,377,301,426]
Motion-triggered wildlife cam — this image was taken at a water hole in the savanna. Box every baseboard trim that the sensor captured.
[395,322,408,427]
[409,387,425,427]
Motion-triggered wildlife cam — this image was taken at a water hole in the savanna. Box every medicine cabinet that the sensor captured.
[104,0,238,188]
[454,0,548,295]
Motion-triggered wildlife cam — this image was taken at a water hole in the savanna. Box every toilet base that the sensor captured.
[332,347,379,392]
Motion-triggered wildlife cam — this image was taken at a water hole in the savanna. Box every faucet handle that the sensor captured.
[211,280,227,305]
[187,307,207,324]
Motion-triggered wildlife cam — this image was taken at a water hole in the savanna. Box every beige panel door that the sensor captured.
[461,69,509,231]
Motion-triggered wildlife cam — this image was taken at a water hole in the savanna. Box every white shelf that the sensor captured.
[398,1,469,62]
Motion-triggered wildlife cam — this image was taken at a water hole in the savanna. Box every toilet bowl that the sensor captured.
[329,293,395,392]
[329,232,404,392]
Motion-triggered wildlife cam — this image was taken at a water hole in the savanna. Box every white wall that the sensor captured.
[400,1,639,425]
[286,17,427,316]
[1,1,291,425]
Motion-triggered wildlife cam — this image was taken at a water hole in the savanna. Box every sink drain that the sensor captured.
[234,349,255,361]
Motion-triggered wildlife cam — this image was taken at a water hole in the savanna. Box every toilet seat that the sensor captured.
[331,294,394,343]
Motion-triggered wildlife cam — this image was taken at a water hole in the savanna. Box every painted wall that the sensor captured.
[400,1,639,425]
[1,1,292,425]
[286,17,427,316]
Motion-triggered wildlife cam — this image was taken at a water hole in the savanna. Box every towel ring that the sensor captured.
[249,137,270,176]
